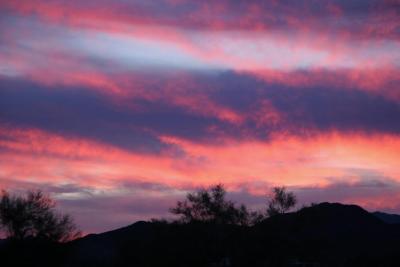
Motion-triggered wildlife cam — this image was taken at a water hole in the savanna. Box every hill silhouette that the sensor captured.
[2,202,400,266]
[373,211,400,224]
[65,203,400,267]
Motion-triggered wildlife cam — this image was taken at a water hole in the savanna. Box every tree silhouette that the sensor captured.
[170,184,257,225]
[267,187,297,217]
[0,190,80,242]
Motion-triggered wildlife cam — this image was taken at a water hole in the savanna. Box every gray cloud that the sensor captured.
[1,72,400,158]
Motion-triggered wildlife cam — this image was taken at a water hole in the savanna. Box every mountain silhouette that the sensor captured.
[373,211,400,224]
[2,202,400,266]
[61,203,400,267]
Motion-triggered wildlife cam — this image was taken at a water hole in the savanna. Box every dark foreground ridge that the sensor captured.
[1,202,400,267]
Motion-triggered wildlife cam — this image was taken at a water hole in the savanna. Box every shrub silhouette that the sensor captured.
[170,184,261,225]
[267,186,297,216]
[0,190,80,242]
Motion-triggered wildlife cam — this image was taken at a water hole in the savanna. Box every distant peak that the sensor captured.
[372,211,400,224]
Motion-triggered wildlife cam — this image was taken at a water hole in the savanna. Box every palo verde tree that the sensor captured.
[0,190,80,242]
[170,184,261,226]
[267,186,297,217]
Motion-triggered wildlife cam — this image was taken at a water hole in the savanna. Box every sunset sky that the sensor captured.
[0,0,399,233]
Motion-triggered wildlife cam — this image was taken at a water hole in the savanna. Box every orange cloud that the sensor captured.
[1,126,399,193]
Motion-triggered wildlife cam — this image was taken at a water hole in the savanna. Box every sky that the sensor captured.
[0,0,400,233]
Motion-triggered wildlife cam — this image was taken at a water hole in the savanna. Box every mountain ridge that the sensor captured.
[2,202,400,267]
[63,202,400,266]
